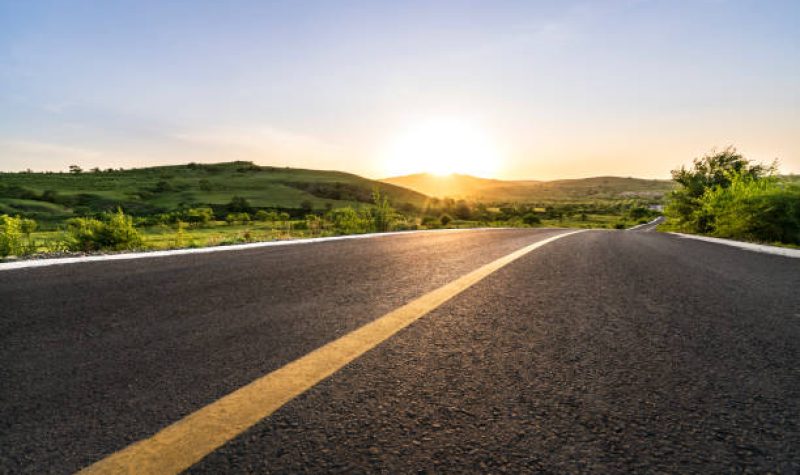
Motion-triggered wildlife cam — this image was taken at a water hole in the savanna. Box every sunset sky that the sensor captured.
[1,0,798,179]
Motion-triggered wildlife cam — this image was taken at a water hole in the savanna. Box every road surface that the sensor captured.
[2,228,799,473]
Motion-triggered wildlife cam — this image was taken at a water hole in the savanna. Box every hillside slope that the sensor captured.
[382,173,674,202]
[0,161,428,221]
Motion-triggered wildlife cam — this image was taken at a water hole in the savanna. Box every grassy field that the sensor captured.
[1,161,661,259]
[0,161,428,226]
[12,211,634,257]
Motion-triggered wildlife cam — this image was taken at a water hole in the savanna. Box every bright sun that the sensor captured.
[383,117,502,177]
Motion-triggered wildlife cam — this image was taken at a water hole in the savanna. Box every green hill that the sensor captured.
[0,161,428,223]
[382,173,675,203]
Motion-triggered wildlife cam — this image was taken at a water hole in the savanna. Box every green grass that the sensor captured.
[0,161,429,223]
[16,212,632,258]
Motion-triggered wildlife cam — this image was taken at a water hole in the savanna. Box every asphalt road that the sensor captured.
[2,228,799,473]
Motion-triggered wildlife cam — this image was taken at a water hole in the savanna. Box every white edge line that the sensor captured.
[627,216,663,231]
[0,227,514,272]
[669,232,800,258]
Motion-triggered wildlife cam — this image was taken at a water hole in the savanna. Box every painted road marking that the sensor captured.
[627,216,663,231]
[78,229,585,475]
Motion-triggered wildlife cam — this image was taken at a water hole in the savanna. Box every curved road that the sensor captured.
[2,228,799,473]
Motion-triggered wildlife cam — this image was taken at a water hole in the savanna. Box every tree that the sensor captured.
[227,196,253,213]
[522,213,541,225]
[68,165,83,174]
[439,214,453,226]
[453,200,472,220]
[666,147,770,232]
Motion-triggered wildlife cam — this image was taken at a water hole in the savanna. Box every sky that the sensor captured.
[0,0,798,180]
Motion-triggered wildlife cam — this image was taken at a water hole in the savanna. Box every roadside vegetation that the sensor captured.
[662,147,800,245]
[0,160,664,259]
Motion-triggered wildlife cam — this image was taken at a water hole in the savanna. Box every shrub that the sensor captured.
[666,147,770,232]
[1,215,37,257]
[64,209,142,252]
[327,207,371,234]
[439,214,453,226]
[184,207,214,226]
[421,216,440,228]
[522,213,541,225]
[225,212,251,225]
[700,175,800,244]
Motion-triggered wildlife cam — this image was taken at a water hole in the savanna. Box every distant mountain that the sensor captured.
[381,173,674,202]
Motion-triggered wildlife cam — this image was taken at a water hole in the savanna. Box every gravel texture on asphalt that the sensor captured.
[187,230,800,474]
[1,228,564,473]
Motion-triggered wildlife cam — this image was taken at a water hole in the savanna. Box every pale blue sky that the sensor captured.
[1,0,798,178]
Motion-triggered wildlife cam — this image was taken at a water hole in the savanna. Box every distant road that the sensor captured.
[2,228,799,473]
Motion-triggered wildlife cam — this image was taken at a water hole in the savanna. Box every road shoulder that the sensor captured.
[669,232,800,258]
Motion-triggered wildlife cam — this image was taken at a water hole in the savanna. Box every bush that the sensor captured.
[184,207,214,226]
[421,216,440,228]
[64,209,142,252]
[255,210,279,222]
[666,147,769,232]
[327,207,371,234]
[522,213,541,225]
[665,147,800,244]
[1,215,37,257]
[700,175,800,244]
[439,214,453,226]
[225,212,251,225]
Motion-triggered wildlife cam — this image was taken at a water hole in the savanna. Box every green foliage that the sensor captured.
[184,207,214,225]
[439,214,453,226]
[699,175,800,243]
[326,207,372,234]
[255,210,271,221]
[522,213,541,225]
[371,188,394,232]
[627,206,653,221]
[665,147,799,244]
[225,212,251,225]
[421,216,440,228]
[665,147,770,232]
[64,209,142,251]
[453,200,472,220]
[0,215,37,257]
[227,196,253,213]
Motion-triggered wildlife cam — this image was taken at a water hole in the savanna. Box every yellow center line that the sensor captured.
[78,229,585,475]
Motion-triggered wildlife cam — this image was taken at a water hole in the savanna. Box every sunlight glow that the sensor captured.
[382,118,502,177]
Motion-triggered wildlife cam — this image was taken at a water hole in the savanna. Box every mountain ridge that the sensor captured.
[381,172,674,202]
